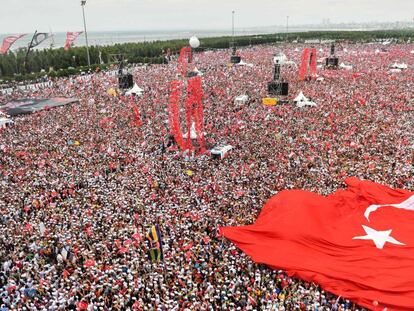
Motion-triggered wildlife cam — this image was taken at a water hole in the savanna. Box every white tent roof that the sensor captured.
[339,62,353,70]
[237,60,253,67]
[391,63,408,70]
[0,117,13,128]
[235,95,249,104]
[294,91,316,108]
[125,83,144,96]
[294,91,308,102]
[193,67,203,76]
[296,101,317,108]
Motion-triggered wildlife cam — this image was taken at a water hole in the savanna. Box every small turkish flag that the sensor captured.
[77,301,88,310]
[84,259,96,268]
[220,177,414,310]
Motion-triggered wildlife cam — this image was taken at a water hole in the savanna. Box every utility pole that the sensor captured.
[232,10,235,39]
[81,0,91,66]
[231,10,236,55]
[286,16,289,42]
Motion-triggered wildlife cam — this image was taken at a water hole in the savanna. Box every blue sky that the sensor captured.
[0,0,413,33]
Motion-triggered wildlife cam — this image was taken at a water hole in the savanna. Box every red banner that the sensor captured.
[186,77,205,153]
[299,48,317,80]
[168,78,205,153]
[168,80,185,150]
[64,31,83,51]
[0,34,26,54]
[178,46,192,76]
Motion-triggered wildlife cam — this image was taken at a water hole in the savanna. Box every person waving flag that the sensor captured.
[146,225,164,262]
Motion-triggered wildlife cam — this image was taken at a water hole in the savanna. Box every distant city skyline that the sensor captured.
[0,0,413,34]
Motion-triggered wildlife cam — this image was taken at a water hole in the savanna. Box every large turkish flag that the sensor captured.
[220,177,414,310]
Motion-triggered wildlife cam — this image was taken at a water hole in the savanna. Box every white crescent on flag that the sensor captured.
[364,194,414,221]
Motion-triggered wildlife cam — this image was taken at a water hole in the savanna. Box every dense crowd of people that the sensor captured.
[0,42,413,310]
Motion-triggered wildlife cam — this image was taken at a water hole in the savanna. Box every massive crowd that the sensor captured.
[0,42,413,310]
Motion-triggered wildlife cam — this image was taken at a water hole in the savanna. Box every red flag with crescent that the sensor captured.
[0,34,26,54]
[220,177,414,310]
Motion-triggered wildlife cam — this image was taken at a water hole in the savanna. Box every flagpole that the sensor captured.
[24,30,37,73]
[49,27,55,49]
[330,296,341,311]
[14,51,19,75]
[81,0,91,67]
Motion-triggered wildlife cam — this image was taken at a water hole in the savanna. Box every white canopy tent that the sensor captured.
[0,117,14,129]
[296,101,317,108]
[236,60,253,67]
[293,91,317,108]
[339,63,353,70]
[294,91,308,103]
[193,67,204,76]
[390,63,408,70]
[234,95,249,105]
[125,83,144,96]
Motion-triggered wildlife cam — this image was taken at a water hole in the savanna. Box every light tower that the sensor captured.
[81,0,91,67]
[286,16,289,42]
[230,10,241,64]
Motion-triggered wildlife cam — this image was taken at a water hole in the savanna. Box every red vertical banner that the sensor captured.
[168,77,206,153]
[132,106,141,127]
[310,48,317,79]
[298,48,317,81]
[178,46,192,76]
[168,80,185,150]
[191,77,206,153]
[185,80,194,151]
[298,48,310,81]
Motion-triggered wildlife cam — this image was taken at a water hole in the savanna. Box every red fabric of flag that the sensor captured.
[220,177,414,311]
[64,31,83,51]
[77,301,88,310]
[0,34,26,54]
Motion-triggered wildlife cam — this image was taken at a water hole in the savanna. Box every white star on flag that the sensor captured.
[353,225,405,249]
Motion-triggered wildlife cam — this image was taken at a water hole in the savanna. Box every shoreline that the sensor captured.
[1,29,413,83]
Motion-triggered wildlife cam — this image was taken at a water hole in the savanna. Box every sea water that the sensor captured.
[0,29,276,51]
